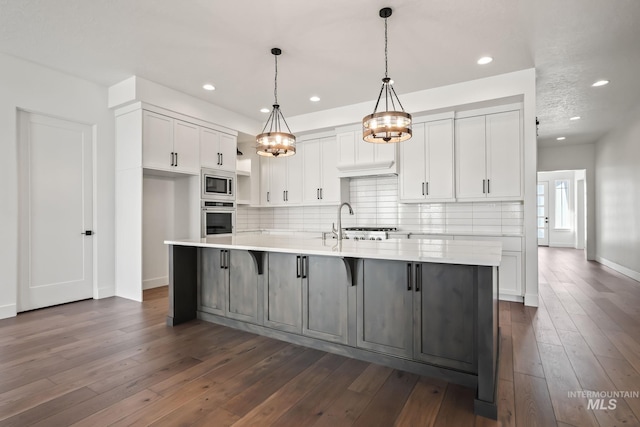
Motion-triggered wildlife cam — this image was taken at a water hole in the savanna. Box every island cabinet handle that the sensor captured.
[225,250,229,269]
[220,250,224,269]
[302,256,308,279]
[415,264,421,292]
[407,263,412,291]
[296,255,301,278]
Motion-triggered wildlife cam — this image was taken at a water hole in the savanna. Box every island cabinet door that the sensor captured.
[264,252,302,333]
[302,256,349,344]
[357,259,413,358]
[199,248,228,316]
[226,250,260,325]
[413,263,477,373]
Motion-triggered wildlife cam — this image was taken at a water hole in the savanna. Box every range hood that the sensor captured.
[336,160,397,178]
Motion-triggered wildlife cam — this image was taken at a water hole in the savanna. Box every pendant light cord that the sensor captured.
[384,16,388,78]
[274,54,279,105]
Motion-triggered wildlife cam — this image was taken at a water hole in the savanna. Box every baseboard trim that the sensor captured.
[96,286,116,299]
[549,243,575,248]
[596,257,640,283]
[0,303,17,319]
[524,293,539,307]
[499,294,524,303]
[143,276,168,290]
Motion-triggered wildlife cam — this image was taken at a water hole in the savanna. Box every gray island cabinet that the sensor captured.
[165,234,501,419]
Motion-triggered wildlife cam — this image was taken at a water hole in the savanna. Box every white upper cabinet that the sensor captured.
[173,120,200,174]
[142,111,175,171]
[302,136,343,205]
[336,129,398,177]
[200,127,237,172]
[260,154,303,206]
[399,119,454,203]
[455,110,522,200]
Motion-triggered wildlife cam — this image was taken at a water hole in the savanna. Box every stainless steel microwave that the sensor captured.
[201,168,234,202]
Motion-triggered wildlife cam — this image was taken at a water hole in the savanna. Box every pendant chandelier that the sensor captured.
[362,7,412,143]
[256,48,296,157]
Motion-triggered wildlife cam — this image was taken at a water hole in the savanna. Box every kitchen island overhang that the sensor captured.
[164,234,501,419]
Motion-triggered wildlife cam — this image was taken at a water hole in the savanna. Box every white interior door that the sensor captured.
[537,181,549,246]
[18,111,93,311]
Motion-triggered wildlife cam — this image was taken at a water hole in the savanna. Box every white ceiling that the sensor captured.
[1,0,639,147]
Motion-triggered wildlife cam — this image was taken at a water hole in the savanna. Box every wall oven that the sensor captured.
[201,168,234,202]
[201,201,235,237]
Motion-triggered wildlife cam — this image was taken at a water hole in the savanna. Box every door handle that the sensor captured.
[415,264,421,292]
[81,230,93,236]
[407,263,412,291]
[296,255,301,278]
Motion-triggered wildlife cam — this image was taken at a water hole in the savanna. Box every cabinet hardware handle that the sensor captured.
[170,152,174,167]
[302,256,308,279]
[317,188,320,200]
[415,264,421,292]
[225,250,229,269]
[296,255,301,278]
[175,152,178,167]
[267,191,270,202]
[320,188,323,199]
[283,190,286,201]
[407,263,412,291]
[217,153,220,165]
[422,182,425,196]
[426,182,429,196]
[487,179,490,193]
[482,179,486,194]
[220,250,224,269]
[220,153,223,166]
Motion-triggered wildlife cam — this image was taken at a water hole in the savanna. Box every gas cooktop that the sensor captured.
[342,227,397,240]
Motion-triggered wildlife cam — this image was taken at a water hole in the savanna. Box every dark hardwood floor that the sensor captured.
[1,247,640,426]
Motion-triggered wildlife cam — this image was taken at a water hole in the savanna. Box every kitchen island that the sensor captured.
[164,234,501,419]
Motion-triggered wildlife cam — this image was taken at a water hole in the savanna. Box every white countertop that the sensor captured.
[165,233,502,267]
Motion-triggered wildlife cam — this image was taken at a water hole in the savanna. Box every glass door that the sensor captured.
[537,181,549,246]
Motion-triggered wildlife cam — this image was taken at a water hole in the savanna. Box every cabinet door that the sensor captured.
[264,252,302,333]
[199,248,227,316]
[269,158,287,205]
[425,119,455,201]
[498,251,522,297]
[337,132,356,166]
[218,133,237,172]
[173,120,200,174]
[455,116,487,199]
[414,263,476,372]
[227,250,260,324]
[355,131,375,164]
[486,110,521,199]
[302,139,322,204]
[319,137,341,204]
[375,142,396,164]
[142,111,174,170]
[399,123,427,202]
[303,256,348,344]
[260,156,271,205]
[286,150,304,204]
[357,259,413,358]
[200,127,221,169]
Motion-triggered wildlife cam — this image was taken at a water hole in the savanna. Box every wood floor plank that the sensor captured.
[432,383,475,427]
[393,376,447,427]
[499,324,514,382]
[352,370,420,427]
[513,373,557,427]
[496,379,516,427]
[511,322,545,378]
[597,356,640,420]
[537,342,598,427]
[348,363,394,396]
[69,388,162,427]
[310,389,374,427]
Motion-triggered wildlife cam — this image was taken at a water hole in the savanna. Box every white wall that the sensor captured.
[538,143,596,259]
[0,53,115,319]
[595,108,640,281]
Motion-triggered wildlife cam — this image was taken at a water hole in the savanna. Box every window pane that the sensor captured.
[538,229,544,239]
[555,179,570,229]
[537,207,544,216]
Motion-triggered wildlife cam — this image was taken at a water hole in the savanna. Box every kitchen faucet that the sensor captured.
[332,202,354,240]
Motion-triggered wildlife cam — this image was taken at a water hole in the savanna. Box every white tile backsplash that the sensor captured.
[236,176,524,235]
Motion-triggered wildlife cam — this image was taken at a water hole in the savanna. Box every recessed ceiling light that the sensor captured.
[569,116,581,121]
[477,56,493,65]
[202,84,215,91]
[310,96,320,102]
[260,108,270,113]
[557,136,566,141]
[592,80,609,87]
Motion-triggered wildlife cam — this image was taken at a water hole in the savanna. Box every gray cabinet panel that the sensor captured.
[303,256,349,344]
[357,259,413,358]
[414,263,476,372]
[199,248,227,316]
[227,250,260,324]
[264,252,302,333]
